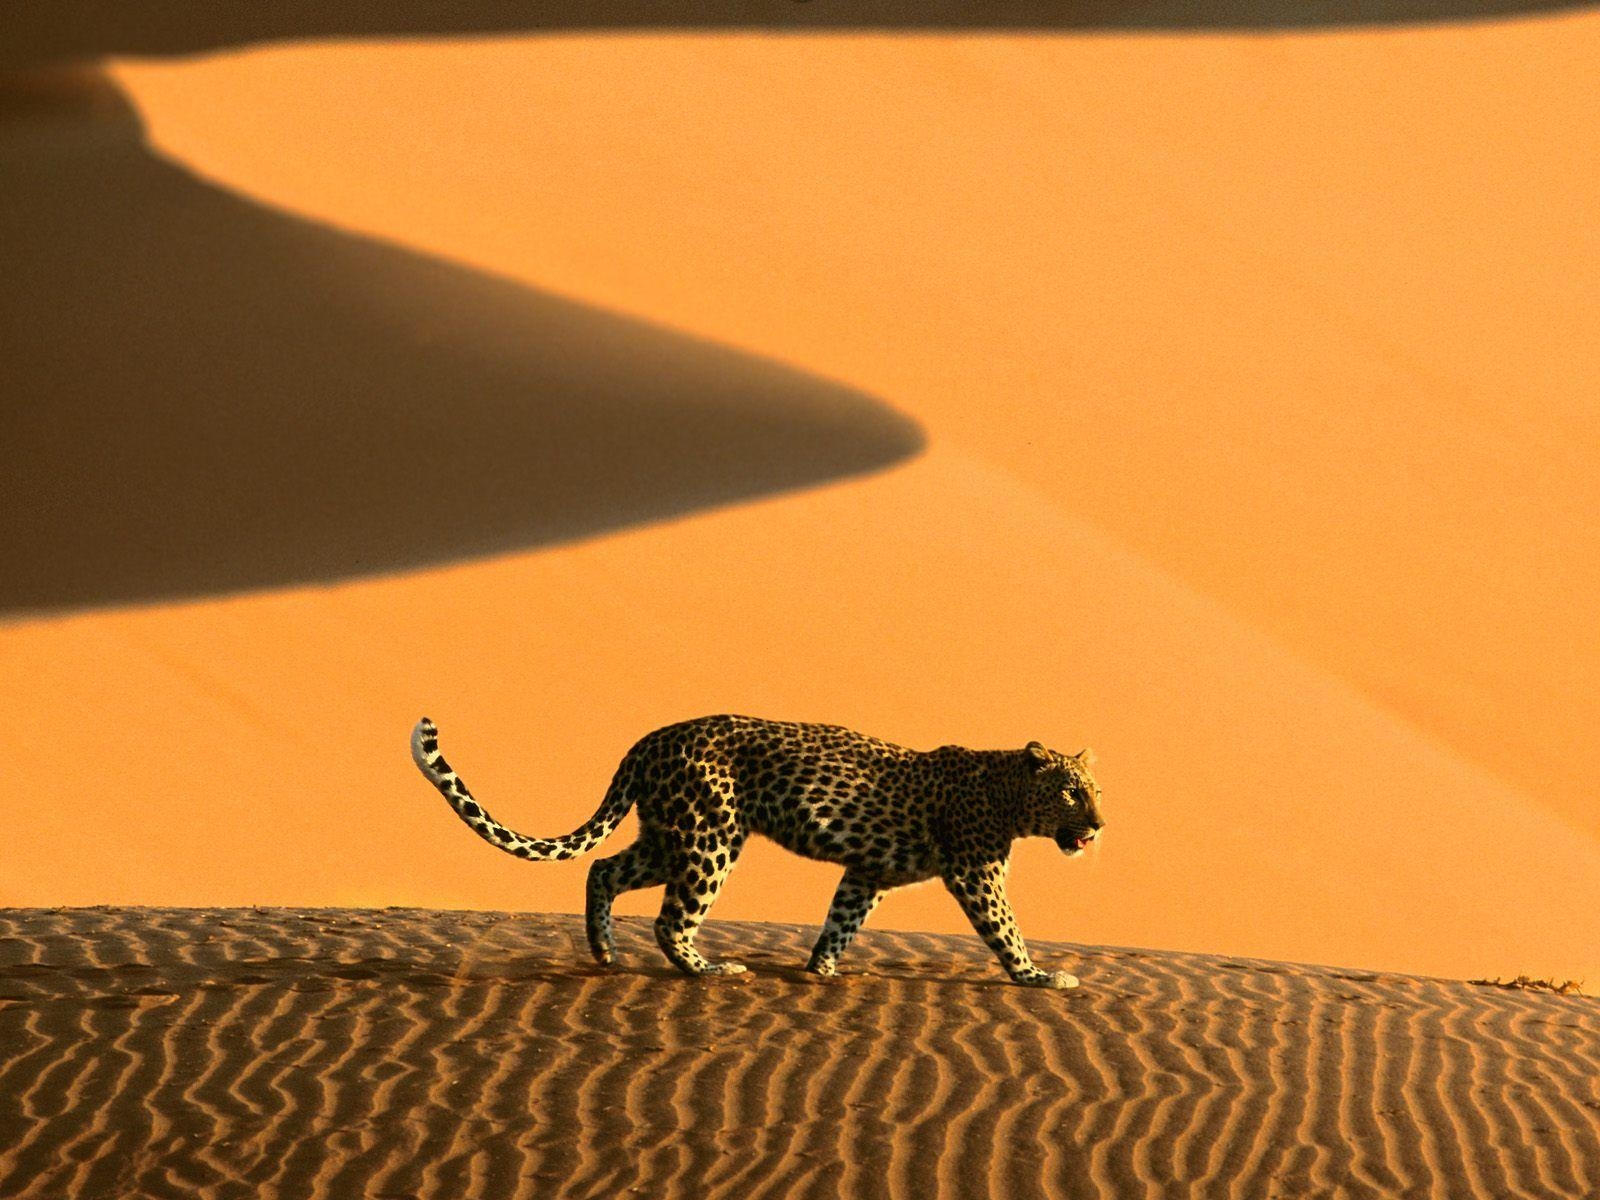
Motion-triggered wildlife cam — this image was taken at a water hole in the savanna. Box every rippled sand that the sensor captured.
[2,908,1596,1199]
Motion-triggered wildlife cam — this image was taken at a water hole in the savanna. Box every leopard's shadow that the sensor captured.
[0,72,922,617]
[608,923,1036,988]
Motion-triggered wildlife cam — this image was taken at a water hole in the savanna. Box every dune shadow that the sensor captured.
[0,71,923,618]
[1,0,1596,69]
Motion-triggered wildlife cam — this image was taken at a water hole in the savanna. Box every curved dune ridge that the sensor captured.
[2,0,1596,72]
[1,909,1596,1199]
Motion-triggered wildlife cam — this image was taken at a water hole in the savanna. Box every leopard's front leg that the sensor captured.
[942,860,1078,989]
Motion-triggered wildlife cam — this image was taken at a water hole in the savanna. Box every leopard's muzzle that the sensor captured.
[1056,826,1101,854]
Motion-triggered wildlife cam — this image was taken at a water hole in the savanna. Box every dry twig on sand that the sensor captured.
[1468,974,1585,996]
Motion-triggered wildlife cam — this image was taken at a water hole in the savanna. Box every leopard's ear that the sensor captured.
[1075,747,1097,767]
[1025,741,1053,770]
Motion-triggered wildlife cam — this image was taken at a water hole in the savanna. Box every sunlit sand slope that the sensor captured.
[95,24,1600,839]
[9,448,1600,986]
[1,908,1597,1200]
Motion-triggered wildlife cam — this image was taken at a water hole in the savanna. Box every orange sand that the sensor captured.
[3,14,1598,984]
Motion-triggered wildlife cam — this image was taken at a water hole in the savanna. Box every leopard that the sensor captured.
[410,713,1105,988]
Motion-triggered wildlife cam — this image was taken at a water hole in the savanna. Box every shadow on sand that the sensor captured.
[1,0,1595,68]
[0,71,922,618]
[5,0,1588,614]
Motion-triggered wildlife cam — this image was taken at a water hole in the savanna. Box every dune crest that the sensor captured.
[3,0,1596,73]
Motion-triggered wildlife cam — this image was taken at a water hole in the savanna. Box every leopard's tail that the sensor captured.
[411,717,634,862]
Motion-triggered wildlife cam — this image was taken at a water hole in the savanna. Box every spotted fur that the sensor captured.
[411,715,1105,987]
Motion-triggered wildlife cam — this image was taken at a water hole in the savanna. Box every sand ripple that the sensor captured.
[1,908,1596,1199]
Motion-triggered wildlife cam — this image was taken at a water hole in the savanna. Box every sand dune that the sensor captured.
[0,69,918,616]
[4,18,1599,991]
[1,908,1596,1200]
[2,0,1594,73]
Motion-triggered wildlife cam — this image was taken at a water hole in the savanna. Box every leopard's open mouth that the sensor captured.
[1056,829,1095,853]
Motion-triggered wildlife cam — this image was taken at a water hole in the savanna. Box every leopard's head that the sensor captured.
[1022,742,1105,855]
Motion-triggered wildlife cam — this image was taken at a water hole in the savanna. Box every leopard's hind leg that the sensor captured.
[653,831,747,977]
[585,835,670,966]
[806,869,887,977]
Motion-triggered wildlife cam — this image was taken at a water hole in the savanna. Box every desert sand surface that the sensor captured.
[1,907,1597,1200]
[4,8,1600,988]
